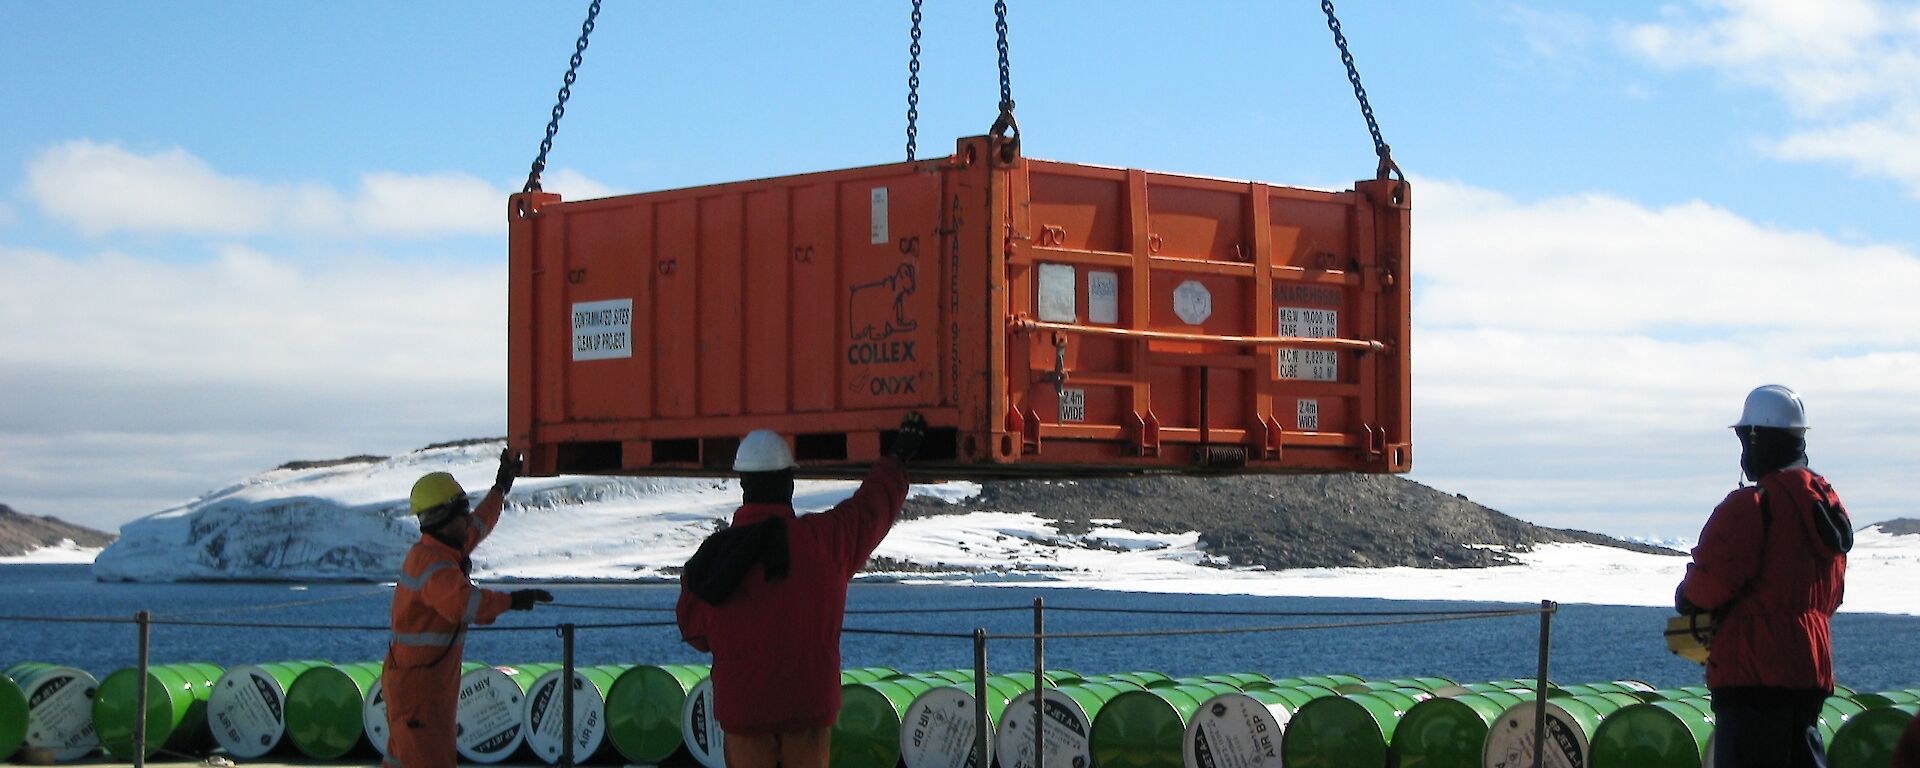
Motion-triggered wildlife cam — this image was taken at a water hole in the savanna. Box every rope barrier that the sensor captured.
[0,602,1543,625]
[148,588,390,618]
[1044,605,1532,617]
[982,607,1546,641]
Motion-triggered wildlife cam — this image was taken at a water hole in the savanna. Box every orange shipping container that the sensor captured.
[508,135,1410,477]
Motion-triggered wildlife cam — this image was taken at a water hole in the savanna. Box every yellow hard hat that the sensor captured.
[411,472,467,517]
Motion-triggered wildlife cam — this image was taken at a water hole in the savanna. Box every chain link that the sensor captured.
[1320,0,1400,180]
[906,0,923,160]
[524,0,603,194]
[994,0,1013,115]
[988,0,1020,157]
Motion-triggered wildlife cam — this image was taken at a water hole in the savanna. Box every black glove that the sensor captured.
[891,412,927,462]
[508,588,553,611]
[495,448,523,493]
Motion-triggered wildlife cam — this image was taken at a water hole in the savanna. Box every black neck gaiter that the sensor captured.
[740,469,795,505]
[1741,427,1807,481]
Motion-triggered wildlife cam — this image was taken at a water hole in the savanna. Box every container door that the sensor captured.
[1001,161,1411,473]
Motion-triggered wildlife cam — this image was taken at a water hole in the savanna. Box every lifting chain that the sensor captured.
[906,0,924,160]
[988,0,1020,159]
[523,0,603,194]
[1320,0,1401,182]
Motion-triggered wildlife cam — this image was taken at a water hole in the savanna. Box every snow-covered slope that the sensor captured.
[91,442,977,583]
[88,442,1918,615]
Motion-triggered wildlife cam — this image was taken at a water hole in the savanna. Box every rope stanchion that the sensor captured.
[560,623,577,768]
[1032,597,1045,768]
[1533,600,1558,768]
[134,610,150,768]
[972,629,990,768]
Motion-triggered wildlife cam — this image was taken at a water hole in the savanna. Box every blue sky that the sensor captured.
[4,1,1918,537]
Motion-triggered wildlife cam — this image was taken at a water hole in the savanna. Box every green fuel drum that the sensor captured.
[1092,683,1243,768]
[1182,686,1339,768]
[833,676,942,768]
[207,660,329,758]
[1587,698,1714,768]
[363,661,484,757]
[604,664,708,765]
[92,662,224,760]
[680,677,725,768]
[455,663,556,764]
[1281,690,1427,768]
[3,664,99,762]
[1482,693,1639,768]
[523,664,631,764]
[0,672,26,761]
[899,674,1040,768]
[284,661,383,760]
[997,682,1143,768]
[1391,692,1525,768]
[1827,703,1918,768]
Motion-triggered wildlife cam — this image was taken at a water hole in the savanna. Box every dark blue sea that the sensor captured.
[3,564,1915,692]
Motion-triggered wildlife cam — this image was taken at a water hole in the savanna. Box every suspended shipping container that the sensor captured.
[509,135,1411,477]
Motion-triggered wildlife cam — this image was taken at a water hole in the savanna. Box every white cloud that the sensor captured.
[1411,177,1920,536]
[351,172,503,237]
[541,168,622,201]
[0,244,510,528]
[21,140,614,239]
[1619,0,1920,193]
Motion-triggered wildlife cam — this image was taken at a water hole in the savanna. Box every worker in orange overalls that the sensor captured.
[382,448,552,768]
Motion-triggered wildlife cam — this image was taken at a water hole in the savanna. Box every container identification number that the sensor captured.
[1276,306,1338,381]
[571,299,633,361]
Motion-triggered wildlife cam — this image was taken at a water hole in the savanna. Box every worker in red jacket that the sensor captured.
[676,413,925,768]
[383,449,553,768]
[1676,385,1852,768]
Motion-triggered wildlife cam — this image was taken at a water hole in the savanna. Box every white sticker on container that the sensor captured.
[1297,399,1320,431]
[571,299,633,362]
[1276,306,1338,381]
[1088,270,1119,324]
[1059,388,1086,423]
[1037,263,1076,322]
[1173,280,1213,325]
[870,187,890,245]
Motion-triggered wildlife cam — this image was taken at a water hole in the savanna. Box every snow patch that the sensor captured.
[83,441,1920,615]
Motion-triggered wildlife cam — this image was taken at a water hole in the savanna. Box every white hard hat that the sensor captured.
[1732,384,1809,432]
[733,429,796,472]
